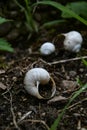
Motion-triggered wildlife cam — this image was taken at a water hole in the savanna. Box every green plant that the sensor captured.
[14,0,38,33]
[82,59,87,66]
[34,1,87,25]
[0,16,11,24]
[50,82,87,130]
[40,20,66,28]
[0,38,14,52]
[62,1,87,20]
[0,17,14,52]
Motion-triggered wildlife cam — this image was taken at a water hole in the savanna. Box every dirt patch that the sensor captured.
[0,46,87,130]
[0,1,87,130]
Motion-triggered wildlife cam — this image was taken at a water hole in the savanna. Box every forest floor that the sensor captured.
[0,1,87,130]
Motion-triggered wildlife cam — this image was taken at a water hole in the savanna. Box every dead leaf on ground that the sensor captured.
[0,69,5,74]
[61,80,79,93]
[0,82,7,90]
[47,95,67,104]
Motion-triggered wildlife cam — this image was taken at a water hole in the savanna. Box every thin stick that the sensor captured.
[9,92,20,130]
[67,97,87,110]
[58,97,87,113]
[40,56,87,65]
[48,56,87,65]
[2,88,20,129]
[18,119,50,130]
[18,111,32,123]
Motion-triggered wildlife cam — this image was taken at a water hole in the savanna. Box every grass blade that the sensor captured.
[82,59,87,66]
[0,17,11,24]
[50,83,87,130]
[62,1,87,19]
[33,1,87,25]
[41,20,66,28]
[0,38,14,52]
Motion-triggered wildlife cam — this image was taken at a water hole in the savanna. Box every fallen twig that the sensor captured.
[48,56,87,65]
[9,92,20,130]
[58,97,87,113]
[18,119,50,130]
[40,56,87,65]
[67,97,87,110]
[2,88,20,129]
[18,111,32,123]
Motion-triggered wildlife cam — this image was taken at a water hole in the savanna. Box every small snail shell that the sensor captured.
[62,31,83,52]
[40,42,55,55]
[24,68,56,99]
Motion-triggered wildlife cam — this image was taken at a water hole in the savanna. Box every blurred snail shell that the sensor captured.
[24,68,56,99]
[40,42,55,55]
[62,31,83,52]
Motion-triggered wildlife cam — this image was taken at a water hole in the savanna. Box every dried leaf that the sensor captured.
[47,95,67,104]
[0,70,5,74]
[0,82,7,90]
[61,80,78,90]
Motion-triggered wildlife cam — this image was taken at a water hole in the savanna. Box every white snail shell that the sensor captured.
[63,31,83,52]
[40,42,55,55]
[24,68,56,99]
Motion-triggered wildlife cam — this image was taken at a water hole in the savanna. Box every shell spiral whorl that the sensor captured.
[63,31,83,52]
[40,42,55,55]
[24,68,56,99]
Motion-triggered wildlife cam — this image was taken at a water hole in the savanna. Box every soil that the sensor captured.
[0,1,87,130]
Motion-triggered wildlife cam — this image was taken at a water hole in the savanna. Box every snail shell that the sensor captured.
[63,31,83,52]
[24,68,56,99]
[40,42,55,55]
